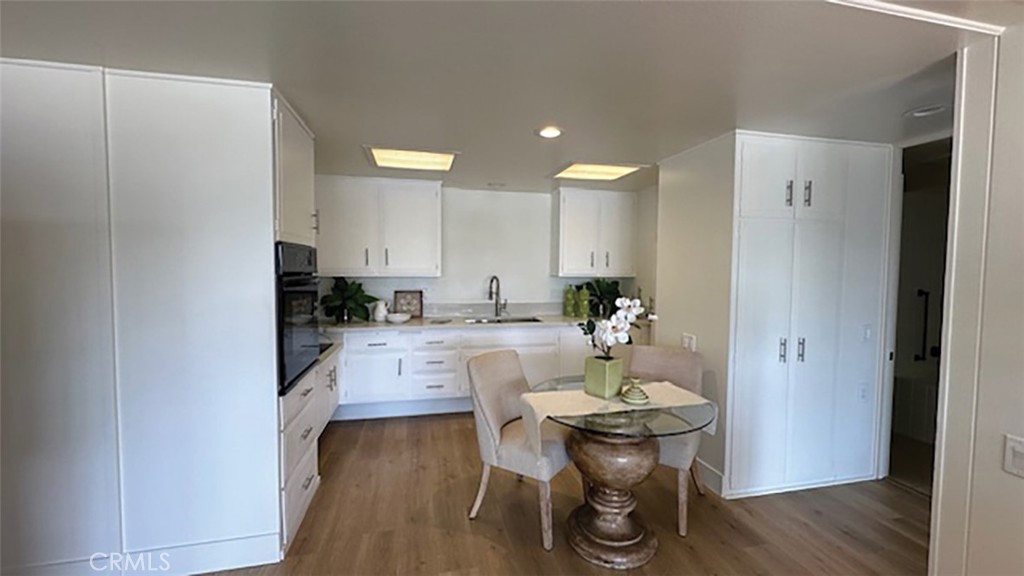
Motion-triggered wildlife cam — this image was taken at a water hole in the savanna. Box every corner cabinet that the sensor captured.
[553,187,636,277]
[274,94,316,247]
[316,175,442,277]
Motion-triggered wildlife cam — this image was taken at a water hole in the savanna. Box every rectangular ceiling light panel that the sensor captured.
[368,147,456,171]
[555,163,642,181]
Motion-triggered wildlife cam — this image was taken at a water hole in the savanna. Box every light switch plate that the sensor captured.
[681,333,697,352]
[1004,434,1024,479]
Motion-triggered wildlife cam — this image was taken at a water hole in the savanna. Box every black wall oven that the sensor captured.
[276,242,319,396]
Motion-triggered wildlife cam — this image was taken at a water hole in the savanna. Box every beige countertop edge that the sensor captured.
[320,316,653,334]
[317,341,343,361]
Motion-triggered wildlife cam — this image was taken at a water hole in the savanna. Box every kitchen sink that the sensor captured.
[463,316,543,324]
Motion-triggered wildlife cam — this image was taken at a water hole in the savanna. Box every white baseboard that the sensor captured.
[334,397,472,421]
[5,533,281,576]
[695,458,725,496]
[723,473,876,500]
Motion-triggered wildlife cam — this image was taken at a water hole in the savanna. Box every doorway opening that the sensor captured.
[888,137,952,496]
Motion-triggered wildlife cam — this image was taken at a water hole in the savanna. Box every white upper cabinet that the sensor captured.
[554,188,636,277]
[380,179,443,276]
[738,134,848,221]
[599,190,637,276]
[275,94,316,247]
[557,188,603,275]
[796,140,847,220]
[317,175,441,277]
[738,135,798,219]
[316,175,380,276]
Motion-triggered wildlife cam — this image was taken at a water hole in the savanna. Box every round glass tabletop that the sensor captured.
[531,375,716,438]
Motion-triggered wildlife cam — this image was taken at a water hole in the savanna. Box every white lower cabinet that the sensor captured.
[337,327,574,407]
[281,441,319,551]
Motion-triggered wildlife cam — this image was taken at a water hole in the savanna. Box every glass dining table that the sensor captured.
[531,375,716,570]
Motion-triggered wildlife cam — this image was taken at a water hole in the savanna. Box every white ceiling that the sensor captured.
[0,1,999,192]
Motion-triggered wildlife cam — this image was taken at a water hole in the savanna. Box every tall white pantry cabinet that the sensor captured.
[1,60,306,575]
[661,131,892,498]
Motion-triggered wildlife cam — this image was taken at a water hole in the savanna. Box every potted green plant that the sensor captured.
[577,278,623,318]
[320,277,378,323]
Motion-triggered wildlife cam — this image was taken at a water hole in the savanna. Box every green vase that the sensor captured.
[584,356,625,399]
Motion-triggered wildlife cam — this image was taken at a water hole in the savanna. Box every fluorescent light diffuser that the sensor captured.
[555,163,642,181]
[367,147,456,171]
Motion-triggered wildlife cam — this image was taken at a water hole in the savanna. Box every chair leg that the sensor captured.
[678,468,689,537]
[539,480,554,551]
[469,464,491,520]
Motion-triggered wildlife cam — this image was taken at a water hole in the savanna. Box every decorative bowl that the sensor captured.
[386,312,412,324]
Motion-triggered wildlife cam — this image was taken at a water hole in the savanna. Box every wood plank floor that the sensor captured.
[216,414,930,576]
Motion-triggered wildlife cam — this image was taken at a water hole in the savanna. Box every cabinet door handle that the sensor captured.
[803,181,813,207]
[797,337,806,362]
[398,358,402,376]
[590,251,595,268]
[785,180,794,207]
[605,251,610,268]
[367,342,387,347]
[300,386,314,397]
[385,248,390,266]
[364,248,369,266]
[302,474,315,490]
[301,426,313,440]
[779,337,788,363]
[426,360,445,366]
[426,384,444,390]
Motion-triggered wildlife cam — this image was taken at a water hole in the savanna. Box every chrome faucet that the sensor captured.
[487,275,505,317]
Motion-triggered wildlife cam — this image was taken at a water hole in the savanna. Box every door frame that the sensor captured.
[871,30,1002,576]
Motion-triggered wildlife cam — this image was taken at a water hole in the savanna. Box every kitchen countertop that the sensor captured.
[320,316,653,334]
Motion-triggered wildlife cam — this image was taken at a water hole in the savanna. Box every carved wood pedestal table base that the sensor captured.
[566,429,660,569]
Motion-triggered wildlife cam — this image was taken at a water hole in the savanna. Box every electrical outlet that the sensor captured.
[1004,434,1024,479]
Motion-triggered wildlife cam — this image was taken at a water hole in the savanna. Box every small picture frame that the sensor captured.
[394,290,424,318]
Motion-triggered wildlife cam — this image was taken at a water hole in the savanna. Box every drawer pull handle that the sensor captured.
[300,387,314,397]
[367,342,387,347]
[426,360,445,365]
[302,474,314,490]
[425,340,444,345]
[426,384,445,390]
[301,426,313,440]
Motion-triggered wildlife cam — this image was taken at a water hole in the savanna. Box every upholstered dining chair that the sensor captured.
[466,349,570,551]
[628,345,707,536]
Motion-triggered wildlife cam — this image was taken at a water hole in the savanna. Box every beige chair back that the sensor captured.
[467,349,530,466]
[629,345,703,395]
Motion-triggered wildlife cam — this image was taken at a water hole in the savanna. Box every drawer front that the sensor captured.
[410,373,461,398]
[413,332,461,350]
[282,442,319,550]
[280,368,318,431]
[345,332,407,351]
[283,398,319,481]
[411,350,458,373]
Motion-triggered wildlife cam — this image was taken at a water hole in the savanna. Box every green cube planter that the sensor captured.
[584,356,625,399]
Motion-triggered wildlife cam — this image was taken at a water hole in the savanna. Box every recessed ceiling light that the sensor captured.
[536,126,563,139]
[366,146,457,171]
[904,104,947,118]
[555,163,644,181]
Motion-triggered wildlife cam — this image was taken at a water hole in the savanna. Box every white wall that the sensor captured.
[963,24,1024,575]
[633,185,659,315]
[654,134,736,484]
